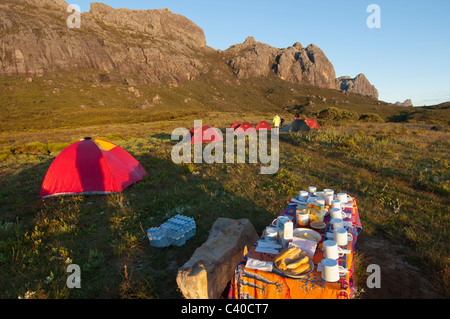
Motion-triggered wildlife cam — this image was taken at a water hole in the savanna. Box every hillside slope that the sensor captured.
[0,0,448,131]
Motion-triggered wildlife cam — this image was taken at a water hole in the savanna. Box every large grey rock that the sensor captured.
[395,99,413,107]
[337,73,379,99]
[176,218,259,299]
[225,36,279,78]
[224,38,338,89]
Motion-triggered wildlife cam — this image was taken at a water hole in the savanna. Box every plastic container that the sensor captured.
[147,227,170,248]
[296,205,310,227]
[308,202,325,223]
[172,226,186,247]
[147,215,196,248]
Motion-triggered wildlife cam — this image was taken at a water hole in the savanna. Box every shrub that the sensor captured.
[359,113,384,123]
[343,138,357,149]
[47,142,71,154]
[317,107,359,121]
[19,142,49,154]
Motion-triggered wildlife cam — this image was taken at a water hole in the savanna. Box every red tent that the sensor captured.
[39,138,148,199]
[305,118,320,129]
[256,121,271,131]
[234,122,256,134]
[184,125,223,144]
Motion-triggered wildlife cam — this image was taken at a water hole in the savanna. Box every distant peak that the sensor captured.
[244,36,256,45]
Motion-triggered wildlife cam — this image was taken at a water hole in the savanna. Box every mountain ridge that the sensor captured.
[0,0,379,99]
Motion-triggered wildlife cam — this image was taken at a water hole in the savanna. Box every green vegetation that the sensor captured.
[0,73,448,299]
[2,72,448,132]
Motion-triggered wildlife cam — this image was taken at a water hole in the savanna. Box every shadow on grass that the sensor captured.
[0,148,273,299]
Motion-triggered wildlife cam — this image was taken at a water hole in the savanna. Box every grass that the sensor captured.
[0,72,449,299]
[0,117,448,299]
[2,70,448,133]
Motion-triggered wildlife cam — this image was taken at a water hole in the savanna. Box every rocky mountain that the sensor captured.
[0,0,379,98]
[337,74,379,100]
[224,37,337,90]
[395,99,413,107]
[0,0,210,85]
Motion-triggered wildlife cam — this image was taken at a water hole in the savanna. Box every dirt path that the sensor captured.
[356,232,445,299]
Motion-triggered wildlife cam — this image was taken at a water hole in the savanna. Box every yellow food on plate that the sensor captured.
[275,248,300,270]
[285,256,309,270]
[275,247,307,271]
[291,262,310,275]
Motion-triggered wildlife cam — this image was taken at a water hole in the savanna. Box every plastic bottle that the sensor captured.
[147,227,168,248]
[173,226,186,247]
[189,217,196,239]
[160,222,174,247]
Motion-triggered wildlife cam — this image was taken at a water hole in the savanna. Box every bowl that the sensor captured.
[310,221,327,234]
[293,228,322,242]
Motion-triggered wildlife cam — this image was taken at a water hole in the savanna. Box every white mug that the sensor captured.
[330,208,342,219]
[331,200,341,210]
[272,216,290,228]
[308,186,317,195]
[298,191,308,201]
[319,258,348,282]
[330,218,344,230]
[322,240,344,260]
[333,228,353,246]
[337,193,348,204]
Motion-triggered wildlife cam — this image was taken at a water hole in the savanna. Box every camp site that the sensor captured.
[0,0,449,303]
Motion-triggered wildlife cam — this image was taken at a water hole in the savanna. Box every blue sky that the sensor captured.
[73,0,450,106]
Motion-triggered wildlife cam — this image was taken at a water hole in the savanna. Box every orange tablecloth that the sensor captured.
[229,200,362,299]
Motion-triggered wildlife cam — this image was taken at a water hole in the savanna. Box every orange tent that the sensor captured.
[305,118,320,129]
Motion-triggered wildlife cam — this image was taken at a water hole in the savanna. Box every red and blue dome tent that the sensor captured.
[281,118,320,132]
[39,138,148,199]
[304,118,320,129]
[230,122,241,130]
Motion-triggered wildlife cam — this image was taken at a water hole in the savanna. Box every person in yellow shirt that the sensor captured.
[273,114,281,134]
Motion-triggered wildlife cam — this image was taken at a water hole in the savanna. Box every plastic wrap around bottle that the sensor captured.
[147,215,196,248]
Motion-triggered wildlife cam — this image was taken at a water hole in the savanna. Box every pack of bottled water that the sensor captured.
[147,214,196,248]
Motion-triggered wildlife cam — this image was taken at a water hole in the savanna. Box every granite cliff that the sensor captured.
[0,0,379,98]
[337,74,379,100]
[0,0,210,85]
